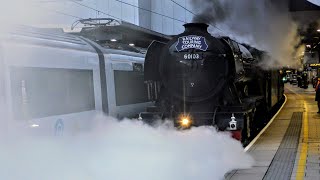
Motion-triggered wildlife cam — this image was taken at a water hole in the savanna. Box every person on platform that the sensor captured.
[315,78,320,113]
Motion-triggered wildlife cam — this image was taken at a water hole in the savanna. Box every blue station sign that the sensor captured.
[175,35,208,52]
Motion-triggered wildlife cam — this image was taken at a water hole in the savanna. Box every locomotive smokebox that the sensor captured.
[156,23,236,103]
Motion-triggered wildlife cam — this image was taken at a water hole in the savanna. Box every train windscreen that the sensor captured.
[10,67,95,120]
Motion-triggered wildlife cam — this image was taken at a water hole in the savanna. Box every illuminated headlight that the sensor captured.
[179,116,192,128]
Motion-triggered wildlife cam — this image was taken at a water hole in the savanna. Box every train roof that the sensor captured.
[1,25,94,52]
[1,25,145,58]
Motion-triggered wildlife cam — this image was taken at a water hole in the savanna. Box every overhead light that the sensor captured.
[129,43,135,46]
[306,44,311,48]
[110,39,117,42]
[30,124,39,128]
[317,29,320,32]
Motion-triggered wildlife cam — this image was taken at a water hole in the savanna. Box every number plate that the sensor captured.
[183,53,203,60]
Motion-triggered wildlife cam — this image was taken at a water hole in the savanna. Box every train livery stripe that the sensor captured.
[244,94,288,152]
[79,37,109,114]
[296,102,309,180]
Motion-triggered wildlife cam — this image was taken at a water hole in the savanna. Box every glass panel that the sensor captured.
[10,67,95,120]
[114,70,148,106]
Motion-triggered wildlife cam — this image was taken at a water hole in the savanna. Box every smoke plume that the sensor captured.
[190,0,304,68]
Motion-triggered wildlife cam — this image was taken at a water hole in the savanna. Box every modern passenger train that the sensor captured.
[0,26,151,135]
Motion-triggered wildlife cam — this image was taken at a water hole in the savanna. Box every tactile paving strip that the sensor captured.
[301,113,320,179]
[263,112,302,180]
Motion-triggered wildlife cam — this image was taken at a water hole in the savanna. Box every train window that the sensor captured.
[114,70,148,106]
[10,67,95,120]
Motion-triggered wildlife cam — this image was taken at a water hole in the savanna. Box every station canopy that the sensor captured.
[73,18,171,50]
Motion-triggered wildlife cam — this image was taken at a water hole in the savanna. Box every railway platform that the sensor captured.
[225,84,320,180]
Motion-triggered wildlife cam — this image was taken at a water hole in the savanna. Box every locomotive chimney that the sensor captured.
[183,23,209,33]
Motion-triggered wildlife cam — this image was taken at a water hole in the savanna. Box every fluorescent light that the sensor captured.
[129,43,135,46]
[30,124,39,128]
[110,39,117,42]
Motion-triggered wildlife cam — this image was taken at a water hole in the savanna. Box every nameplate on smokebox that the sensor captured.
[175,35,208,52]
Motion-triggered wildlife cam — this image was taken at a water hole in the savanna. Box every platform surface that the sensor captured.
[225,84,320,180]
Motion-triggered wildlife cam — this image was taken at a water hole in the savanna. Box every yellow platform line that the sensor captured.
[296,102,309,180]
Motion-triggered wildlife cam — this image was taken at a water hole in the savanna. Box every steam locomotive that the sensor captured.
[139,23,284,142]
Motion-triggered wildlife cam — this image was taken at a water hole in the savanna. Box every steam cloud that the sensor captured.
[0,116,254,180]
[0,0,81,31]
[0,1,254,179]
[190,0,304,68]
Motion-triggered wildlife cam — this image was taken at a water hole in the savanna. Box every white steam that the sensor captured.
[0,116,254,180]
[190,0,304,68]
[0,1,254,179]
[0,0,50,26]
[0,0,82,31]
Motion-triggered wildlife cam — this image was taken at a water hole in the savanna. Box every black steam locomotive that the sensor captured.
[139,23,284,142]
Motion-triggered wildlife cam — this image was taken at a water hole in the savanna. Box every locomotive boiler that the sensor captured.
[139,23,283,142]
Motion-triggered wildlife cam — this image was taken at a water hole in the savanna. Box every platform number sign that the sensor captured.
[54,119,64,136]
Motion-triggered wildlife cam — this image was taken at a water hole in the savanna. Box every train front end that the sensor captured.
[142,23,247,140]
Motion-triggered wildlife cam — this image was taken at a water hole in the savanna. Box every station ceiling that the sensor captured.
[289,0,320,52]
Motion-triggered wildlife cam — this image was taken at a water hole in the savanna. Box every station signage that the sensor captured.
[175,35,208,52]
